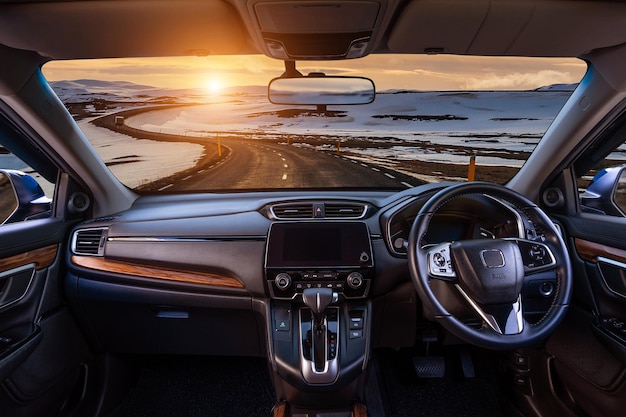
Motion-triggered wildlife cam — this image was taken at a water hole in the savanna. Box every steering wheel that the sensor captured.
[408,182,572,350]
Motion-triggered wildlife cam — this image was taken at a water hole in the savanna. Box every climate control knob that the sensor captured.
[275,273,292,290]
[347,272,364,289]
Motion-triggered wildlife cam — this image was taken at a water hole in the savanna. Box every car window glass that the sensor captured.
[43,55,586,193]
[0,144,54,224]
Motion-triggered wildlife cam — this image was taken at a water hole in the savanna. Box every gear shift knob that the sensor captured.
[302,288,336,325]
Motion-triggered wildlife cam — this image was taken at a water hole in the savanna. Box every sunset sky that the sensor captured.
[43,54,587,92]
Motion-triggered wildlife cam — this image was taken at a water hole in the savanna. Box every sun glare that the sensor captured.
[206,78,223,94]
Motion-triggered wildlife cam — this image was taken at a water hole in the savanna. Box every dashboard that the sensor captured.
[65,183,553,356]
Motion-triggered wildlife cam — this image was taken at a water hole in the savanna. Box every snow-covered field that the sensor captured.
[46,79,578,187]
[123,87,574,168]
[78,120,203,189]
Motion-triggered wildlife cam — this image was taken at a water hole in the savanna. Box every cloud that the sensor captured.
[464,70,578,90]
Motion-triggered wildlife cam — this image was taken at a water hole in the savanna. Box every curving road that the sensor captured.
[96,108,420,191]
[167,136,416,191]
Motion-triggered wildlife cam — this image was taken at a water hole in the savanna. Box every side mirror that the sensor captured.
[0,170,51,224]
[580,165,626,216]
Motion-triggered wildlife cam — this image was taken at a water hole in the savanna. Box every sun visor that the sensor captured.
[387,0,489,55]
[388,0,626,57]
[0,0,247,59]
[252,0,384,60]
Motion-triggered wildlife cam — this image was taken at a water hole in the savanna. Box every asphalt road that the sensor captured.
[166,136,416,191]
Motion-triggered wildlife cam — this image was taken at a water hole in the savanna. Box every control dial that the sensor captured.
[275,273,292,290]
[347,272,364,289]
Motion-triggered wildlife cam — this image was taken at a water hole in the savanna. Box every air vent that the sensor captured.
[325,203,367,218]
[272,203,314,219]
[72,227,108,256]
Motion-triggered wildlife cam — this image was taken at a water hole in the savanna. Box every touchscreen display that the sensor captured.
[266,222,372,268]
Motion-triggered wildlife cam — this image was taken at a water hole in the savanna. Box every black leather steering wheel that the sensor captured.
[408,182,572,350]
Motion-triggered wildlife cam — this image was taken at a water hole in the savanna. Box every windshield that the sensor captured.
[43,55,586,192]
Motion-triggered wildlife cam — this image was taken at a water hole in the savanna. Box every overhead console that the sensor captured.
[265,222,374,300]
[246,0,392,60]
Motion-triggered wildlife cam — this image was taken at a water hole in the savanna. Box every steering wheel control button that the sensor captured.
[529,245,547,261]
[516,240,556,271]
[428,244,456,279]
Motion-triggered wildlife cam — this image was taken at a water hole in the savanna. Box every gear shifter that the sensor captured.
[302,288,337,371]
[303,288,335,328]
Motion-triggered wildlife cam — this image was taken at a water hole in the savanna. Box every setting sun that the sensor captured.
[206,77,223,94]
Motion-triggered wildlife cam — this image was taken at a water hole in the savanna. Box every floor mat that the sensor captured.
[108,356,276,417]
[373,348,506,417]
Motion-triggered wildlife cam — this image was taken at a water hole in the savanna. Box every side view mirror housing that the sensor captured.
[580,165,626,216]
[0,169,51,224]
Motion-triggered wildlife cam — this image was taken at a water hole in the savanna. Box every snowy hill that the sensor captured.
[50,79,266,104]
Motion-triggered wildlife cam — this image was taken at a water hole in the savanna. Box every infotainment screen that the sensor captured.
[266,222,372,268]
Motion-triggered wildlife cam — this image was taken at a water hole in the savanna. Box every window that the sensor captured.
[577,112,626,217]
[43,55,586,193]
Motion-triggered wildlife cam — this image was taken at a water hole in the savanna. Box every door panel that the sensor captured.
[545,213,626,417]
[0,218,90,417]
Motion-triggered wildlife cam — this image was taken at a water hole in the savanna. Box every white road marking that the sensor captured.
[371,167,380,172]
[284,164,288,168]
[384,173,396,179]
[183,175,192,181]
[401,181,413,188]
[199,169,207,173]
[282,174,288,180]
[361,163,368,167]
[281,158,286,161]
[158,184,173,191]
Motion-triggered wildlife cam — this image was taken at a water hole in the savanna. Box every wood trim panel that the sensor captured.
[352,403,368,417]
[0,244,58,273]
[574,238,626,264]
[71,255,244,289]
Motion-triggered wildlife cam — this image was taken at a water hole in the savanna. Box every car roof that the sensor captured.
[0,0,625,61]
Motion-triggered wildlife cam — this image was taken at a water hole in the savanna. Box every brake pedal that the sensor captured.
[413,356,445,378]
[460,349,475,379]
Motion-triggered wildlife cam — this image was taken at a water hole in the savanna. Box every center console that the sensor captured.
[265,222,372,410]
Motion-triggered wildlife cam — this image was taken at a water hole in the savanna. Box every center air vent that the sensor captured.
[272,203,314,219]
[325,203,367,218]
[270,202,368,219]
[72,227,108,256]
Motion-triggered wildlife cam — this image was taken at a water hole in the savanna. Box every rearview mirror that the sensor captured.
[268,76,375,106]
